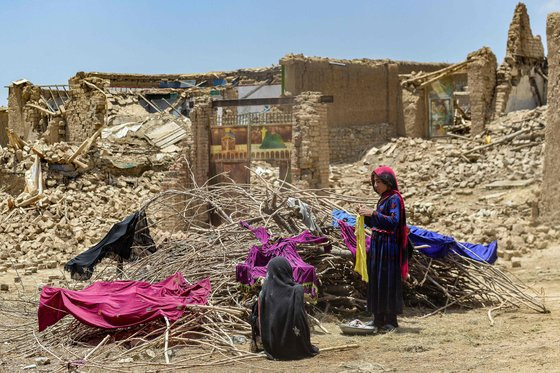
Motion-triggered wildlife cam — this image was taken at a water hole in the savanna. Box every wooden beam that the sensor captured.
[162,97,186,117]
[47,89,60,111]
[25,103,56,116]
[417,64,468,89]
[134,90,162,113]
[67,126,104,163]
[211,95,333,108]
[83,80,107,96]
[402,60,468,86]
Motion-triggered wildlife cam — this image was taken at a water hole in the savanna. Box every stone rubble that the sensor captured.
[330,106,557,266]
[0,129,175,275]
[0,106,555,277]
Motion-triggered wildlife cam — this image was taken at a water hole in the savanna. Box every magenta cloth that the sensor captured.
[338,219,371,255]
[38,273,211,332]
[236,221,328,297]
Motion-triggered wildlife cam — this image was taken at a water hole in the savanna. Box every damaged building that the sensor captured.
[0,2,551,206]
[401,2,547,137]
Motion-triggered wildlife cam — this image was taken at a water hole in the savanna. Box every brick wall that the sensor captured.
[65,74,110,143]
[159,99,211,231]
[467,47,497,134]
[0,108,8,147]
[7,82,44,141]
[506,3,545,59]
[291,92,330,188]
[494,3,546,118]
[281,54,448,138]
[328,123,394,163]
[189,98,212,187]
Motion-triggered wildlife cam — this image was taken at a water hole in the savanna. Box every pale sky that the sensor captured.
[1,0,559,105]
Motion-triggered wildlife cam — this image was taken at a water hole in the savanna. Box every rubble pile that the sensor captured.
[330,107,557,264]
[0,95,194,277]
[0,133,177,276]
[0,169,164,274]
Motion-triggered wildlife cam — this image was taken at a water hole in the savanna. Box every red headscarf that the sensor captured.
[372,166,409,281]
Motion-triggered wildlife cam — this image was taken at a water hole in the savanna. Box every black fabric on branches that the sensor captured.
[64,210,156,280]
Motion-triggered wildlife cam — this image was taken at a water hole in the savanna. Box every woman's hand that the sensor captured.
[356,204,375,217]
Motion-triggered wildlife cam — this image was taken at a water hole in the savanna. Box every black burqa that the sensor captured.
[256,257,318,360]
[64,210,156,280]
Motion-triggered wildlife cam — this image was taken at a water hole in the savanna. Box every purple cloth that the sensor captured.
[236,222,328,298]
[338,220,371,255]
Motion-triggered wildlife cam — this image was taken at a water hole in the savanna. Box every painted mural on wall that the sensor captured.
[209,123,292,185]
[210,124,292,160]
[428,74,468,137]
[429,98,452,137]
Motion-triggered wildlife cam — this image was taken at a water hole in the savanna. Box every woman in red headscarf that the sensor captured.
[357,166,408,332]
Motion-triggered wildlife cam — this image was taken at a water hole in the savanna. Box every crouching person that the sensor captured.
[250,257,319,360]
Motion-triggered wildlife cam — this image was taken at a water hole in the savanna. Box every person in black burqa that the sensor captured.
[250,257,319,360]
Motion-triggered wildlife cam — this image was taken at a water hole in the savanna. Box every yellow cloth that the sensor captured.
[354,214,368,282]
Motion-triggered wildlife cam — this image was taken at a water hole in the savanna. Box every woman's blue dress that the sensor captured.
[364,194,404,316]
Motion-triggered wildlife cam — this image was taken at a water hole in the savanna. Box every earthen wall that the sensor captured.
[7,82,44,141]
[0,109,8,147]
[328,123,395,162]
[401,89,426,138]
[540,13,560,225]
[83,66,281,88]
[65,74,110,143]
[291,92,330,188]
[493,3,546,117]
[468,47,497,134]
[281,55,448,161]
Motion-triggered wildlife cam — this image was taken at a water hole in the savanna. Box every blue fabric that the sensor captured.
[331,210,498,264]
[408,225,498,264]
[332,209,356,228]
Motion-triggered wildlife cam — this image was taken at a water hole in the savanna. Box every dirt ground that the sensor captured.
[1,242,558,372]
[1,177,559,372]
[222,244,560,373]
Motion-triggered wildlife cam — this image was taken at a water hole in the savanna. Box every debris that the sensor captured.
[34,357,50,366]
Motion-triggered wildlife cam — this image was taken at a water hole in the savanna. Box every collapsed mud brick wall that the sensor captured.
[400,89,427,138]
[0,108,7,146]
[540,13,560,225]
[493,3,546,117]
[81,66,281,89]
[65,74,110,143]
[7,81,46,141]
[291,92,330,188]
[281,55,447,162]
[468,47,497,134]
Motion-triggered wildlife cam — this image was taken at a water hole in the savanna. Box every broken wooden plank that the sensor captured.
[417,64,469,89]
[25,103,56,116]
[460,128,530,157]
[136,91,162,113]
[15,193,44,208]
[83,80,107,96]
[67,126,104,163]
[402,60,468,86]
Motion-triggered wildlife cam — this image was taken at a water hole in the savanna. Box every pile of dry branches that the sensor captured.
[0,171,547,370]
